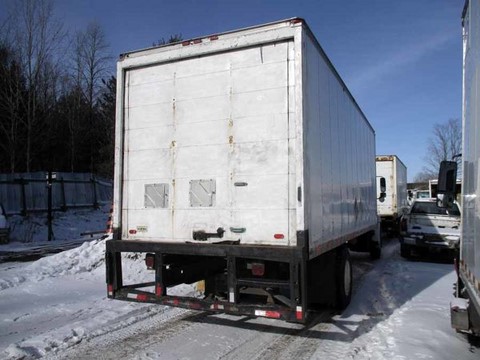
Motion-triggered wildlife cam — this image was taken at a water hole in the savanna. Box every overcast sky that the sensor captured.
[1,0,463,181]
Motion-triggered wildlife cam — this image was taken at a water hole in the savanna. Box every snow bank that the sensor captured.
[0,233,199,360]
[0,239,106,291]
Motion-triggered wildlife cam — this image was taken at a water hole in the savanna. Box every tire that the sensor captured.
[370,245,381,260]
[335,246,352,310]
[369,235,382,260]
[400,243,411,259]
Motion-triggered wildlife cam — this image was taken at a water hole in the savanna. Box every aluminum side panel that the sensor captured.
[302,33,377,254]
[395,158,408,211]
[462,0,480,304]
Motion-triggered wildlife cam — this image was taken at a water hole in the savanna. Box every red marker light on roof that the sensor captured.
[209,35,219,41]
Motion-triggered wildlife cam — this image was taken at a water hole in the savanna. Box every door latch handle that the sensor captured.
[193,227,225,241]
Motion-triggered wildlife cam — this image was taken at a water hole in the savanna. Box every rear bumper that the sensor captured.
[106,239,304,260]
[105,237,309,323]
[400,233,459,249]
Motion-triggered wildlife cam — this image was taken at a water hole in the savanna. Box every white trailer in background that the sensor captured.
[106,18,380,323]
[442,0,480,336]
[375,155,407,232]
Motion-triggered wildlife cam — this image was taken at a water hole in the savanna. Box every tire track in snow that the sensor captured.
[50,241,398,360]
[48,307,196,360]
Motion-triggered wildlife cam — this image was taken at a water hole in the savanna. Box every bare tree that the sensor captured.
[5,0,66,171]
[413,171,435,183]
[75,21,111,107]
[73,21,111,172]
[152,34,183,47]
[418,118,462,179]
[96,76,116,177]
[0,45,23,172]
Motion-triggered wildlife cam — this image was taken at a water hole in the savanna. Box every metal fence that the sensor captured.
[0,172,112,215]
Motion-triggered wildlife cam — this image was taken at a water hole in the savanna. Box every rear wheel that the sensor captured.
[369,234,382,260]
[370,245,381,260]
[335,246,352,310]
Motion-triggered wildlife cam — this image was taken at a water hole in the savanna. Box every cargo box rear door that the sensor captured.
[376,160,394,216]
[122,40,294,246]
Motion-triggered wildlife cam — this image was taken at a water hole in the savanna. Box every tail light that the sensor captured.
[251,262,265,277]
[145,253,155,269]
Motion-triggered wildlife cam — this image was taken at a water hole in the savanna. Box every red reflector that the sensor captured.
[265,311,281,319]
[274,234,284,239]
[296,307,303,320]
[209,35,219,41]
[251,263,265,276]
[189,302,202,310]
[137,294,148,301]
[129,229,137,235]
[155,284,163,296]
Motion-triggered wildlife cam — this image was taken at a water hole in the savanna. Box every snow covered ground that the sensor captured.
[0,205,111,262]
[0,209,478,359]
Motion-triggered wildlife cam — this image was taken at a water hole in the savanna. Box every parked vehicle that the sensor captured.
[375,155,408,233]
[106,18,381,323]
[0,204,9,244]
[415,189,431,199]
[429,179,462,204]
[399,198,460,258]
[439,0,480,336]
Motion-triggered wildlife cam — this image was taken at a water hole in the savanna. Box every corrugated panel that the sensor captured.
[462,0,480,302]
[303,32,377,252]
[123,40,293,245]
[0,172,112,214]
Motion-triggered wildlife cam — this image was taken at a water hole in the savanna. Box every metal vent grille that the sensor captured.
[144,183,169,208]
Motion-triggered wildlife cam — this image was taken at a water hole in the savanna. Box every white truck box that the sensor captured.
[375,155,407,224]
[451,0,480,335]
[107,18,379,323]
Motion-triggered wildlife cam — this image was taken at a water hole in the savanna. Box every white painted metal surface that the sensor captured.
[302,31,377,254]
[113,19,377,253]
[461,0,480,315]
[376,155,408,218]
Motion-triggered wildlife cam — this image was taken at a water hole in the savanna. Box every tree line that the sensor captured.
[0,0,114,177]
[414,118,462,182]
